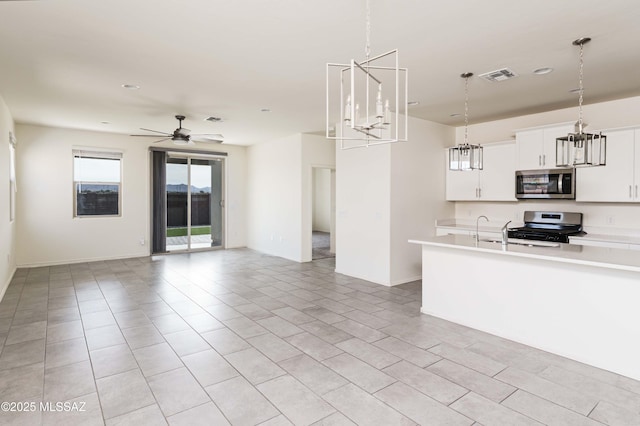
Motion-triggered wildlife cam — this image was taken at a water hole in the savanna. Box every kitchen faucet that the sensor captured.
[502,220,512,246]
[475,215,489,243]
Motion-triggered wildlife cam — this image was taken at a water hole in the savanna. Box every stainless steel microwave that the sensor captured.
[515,168,575,199]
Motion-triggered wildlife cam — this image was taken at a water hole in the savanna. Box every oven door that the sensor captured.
[515,168,575,199]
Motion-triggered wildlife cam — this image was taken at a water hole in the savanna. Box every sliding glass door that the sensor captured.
[165,155,224,252]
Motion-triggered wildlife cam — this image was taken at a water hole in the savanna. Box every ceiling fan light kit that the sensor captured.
[131,115,224,145]
[326,0,408,149]
[449,72,483,171]
[556,37,606,167]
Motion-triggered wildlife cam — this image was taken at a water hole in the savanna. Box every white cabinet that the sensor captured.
[576,128,640,202]
[516,124,574,170]
[446,141,516,201]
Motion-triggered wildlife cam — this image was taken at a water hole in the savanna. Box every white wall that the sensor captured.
[336,116,455,286]
[455,96,640,145]
[312,168,331,232]
[246,133,335,262]
[15,124,247,267]
[0,94,16,299]
[452,96,640,231]
[246,134,303,261]
[390,117,456,285]
[336,143,392,284]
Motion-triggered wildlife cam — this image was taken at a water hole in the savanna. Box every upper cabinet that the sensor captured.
[446,141,516,202]
[576,128,640,202]
[516,124,574,170]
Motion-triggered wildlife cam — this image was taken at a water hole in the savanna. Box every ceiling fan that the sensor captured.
[131,115,224,145]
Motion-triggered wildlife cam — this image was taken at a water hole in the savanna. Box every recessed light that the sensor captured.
[204,116,223,122]
[260,108,271,113]
[100,121,110,125]
[450,113,461,117]
[408,101,420,106]
[533,67,554,75]
[121,84,140,90]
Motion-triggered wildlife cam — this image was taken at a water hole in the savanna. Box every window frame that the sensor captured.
[72,149,123,218]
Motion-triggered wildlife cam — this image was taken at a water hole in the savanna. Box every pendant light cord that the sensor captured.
[578,42,584,132]
[365,0,371,60]
[464,75,470,146]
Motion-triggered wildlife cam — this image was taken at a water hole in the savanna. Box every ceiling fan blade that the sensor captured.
[152,138,171,144]
[193,138,224,144]
[140,128,172,135]
[131,134,172,137]
[191,133,224,139]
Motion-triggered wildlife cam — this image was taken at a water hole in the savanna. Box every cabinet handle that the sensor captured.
[636,185,638,199]
[630,185,633,198]
[478,188,482,198]
[538,155,542,166]
[543,154,546,166]
[475,188,478,198]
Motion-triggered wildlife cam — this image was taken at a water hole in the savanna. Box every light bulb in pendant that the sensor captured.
[344,95,351,123]
[375,84,384,120]
[383,99,390,125]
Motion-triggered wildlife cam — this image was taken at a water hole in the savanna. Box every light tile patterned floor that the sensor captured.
[1,248,639,425]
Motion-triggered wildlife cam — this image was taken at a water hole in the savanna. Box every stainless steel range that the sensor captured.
[508,211,585,243]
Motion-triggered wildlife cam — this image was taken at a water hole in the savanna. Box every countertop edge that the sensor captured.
[409,238,640,273]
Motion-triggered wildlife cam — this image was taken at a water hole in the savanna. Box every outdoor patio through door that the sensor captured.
[165,155,224,252]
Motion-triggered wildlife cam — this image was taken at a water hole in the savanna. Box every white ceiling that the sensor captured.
[1,0,639,146]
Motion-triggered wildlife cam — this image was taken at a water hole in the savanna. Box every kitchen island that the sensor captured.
[410,235,640,381]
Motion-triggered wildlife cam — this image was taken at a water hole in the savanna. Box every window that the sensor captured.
[73,150,122,217]
[9,132,16,222]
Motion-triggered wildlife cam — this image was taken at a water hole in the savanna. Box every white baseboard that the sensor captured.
[390,275,422,286]
[17,252,151,268]
[0,265,17,303]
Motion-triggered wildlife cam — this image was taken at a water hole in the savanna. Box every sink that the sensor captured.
[478,238,560,248]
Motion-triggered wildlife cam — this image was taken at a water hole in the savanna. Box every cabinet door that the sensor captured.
[516,129,544,170]
[543,124,574,168]
[480,142,517,201]
[445,151,479,200]
[576,129,635,202]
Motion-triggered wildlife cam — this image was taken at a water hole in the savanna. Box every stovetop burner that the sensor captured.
[507,211,585,243]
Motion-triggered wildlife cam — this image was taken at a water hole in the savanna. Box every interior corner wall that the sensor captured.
[390,117,456,285]
[0,94,16,300]
[14,123,247,267]
[246,134,303,261]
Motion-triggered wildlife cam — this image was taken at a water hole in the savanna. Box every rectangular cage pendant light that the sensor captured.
[556,132,606,167]
[449,144,483,171]
[555,37,606,168]
[326,49,408,149]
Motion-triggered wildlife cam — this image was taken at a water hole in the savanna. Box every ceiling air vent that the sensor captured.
[478,68,518,82]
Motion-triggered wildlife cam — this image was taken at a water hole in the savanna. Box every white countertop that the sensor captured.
[410,235,640,273]
[570,233,640,246]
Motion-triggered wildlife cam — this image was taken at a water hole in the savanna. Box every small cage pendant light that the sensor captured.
[449,73,483,171]
[556,37,606,167]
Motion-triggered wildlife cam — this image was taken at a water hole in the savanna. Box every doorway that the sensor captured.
[164,154,224,252]
[311,167,335,260]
